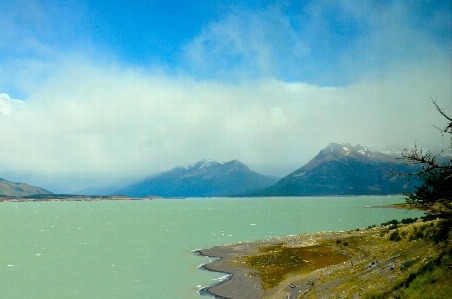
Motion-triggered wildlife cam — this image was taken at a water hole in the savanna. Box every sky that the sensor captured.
[0,0,451,193]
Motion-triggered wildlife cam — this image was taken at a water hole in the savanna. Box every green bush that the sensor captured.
[389,230,402,242]
[409,230,424,241]
[388,224,398,230]
[382,219,399,226]
[432,219,452,244]
[401,217,418,224]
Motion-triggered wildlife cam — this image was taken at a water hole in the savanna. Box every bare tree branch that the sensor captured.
[431,96,452,123]
[400,99,452,212]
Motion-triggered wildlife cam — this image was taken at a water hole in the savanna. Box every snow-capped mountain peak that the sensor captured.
[180,159,225,170]
[194,158,224,169]
[321,143,392,160]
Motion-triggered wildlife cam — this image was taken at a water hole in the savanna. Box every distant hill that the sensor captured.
[0,178,53,197]
[115,159,279,198]
[252,143,418,196]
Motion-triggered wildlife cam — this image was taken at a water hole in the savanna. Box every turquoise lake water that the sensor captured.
[0,196,424,299]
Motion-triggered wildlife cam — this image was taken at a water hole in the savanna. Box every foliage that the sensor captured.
[400,217,418,224]
[405,168,452,210]
[381,219,399,226]
[401,99,452,213]
[398,248,452,298]
[363,241,452,299]
[243,243,347,289]
[431,218,452,243]
[389,230,402,241]
[409,229,424,241]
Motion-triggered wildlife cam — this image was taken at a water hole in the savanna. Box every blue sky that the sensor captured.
[0,0,451,192]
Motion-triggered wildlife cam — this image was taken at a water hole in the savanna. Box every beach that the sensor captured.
[198,219,443,299]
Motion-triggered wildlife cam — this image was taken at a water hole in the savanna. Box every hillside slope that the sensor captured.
[116,159,279,197]
[0,178,53,197]
[254,143,417,196]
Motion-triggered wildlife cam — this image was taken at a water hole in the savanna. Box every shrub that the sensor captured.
[401,217,418,224]
[409,230,424,241]
[390,230,402,242]
[388,224,398,230]
[432,219,452,244]
[382,219,399,226]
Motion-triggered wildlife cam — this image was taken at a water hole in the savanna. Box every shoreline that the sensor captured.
[195,211,441,299]
[193,249,232,299]
[196,241,267,299]
[196,231,359,299]
[0,195,164,202]
[0,194,412,203]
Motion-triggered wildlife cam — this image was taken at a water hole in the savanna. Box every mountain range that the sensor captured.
[251,143,418,196]
[0,178,52,197]
[0,143,422,198]
[115,159,279,197]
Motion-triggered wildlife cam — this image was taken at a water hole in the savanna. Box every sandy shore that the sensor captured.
[197,220,442,299]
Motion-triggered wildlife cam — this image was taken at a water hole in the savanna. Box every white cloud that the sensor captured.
[0,58,450,192]
[0,93,24,115]
[271,107,288,127]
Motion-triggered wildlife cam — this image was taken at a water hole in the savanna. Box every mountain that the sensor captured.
[252,143,418,196]
[115,159,279,198]
[0,178,53,197]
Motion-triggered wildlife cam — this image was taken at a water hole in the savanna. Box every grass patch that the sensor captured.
[365,249,452,299]
[399,261,452,298]
[243,243,347,289]
[363,219,452,299]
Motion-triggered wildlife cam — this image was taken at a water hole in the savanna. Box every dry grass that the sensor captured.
[243,243,347,289]
[233,218,451,298]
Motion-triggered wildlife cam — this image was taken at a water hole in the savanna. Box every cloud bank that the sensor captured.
[0,1,451,192]
[1,61,450,192]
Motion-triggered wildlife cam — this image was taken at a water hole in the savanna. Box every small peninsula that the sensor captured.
[198,215,451,298]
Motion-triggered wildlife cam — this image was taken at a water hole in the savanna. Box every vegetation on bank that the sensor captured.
[243,243,347,289]
[361,100,452,298]
[365,246,452,299]
[363,218,452,299]
[395,251,452,299]
[240,216,451,298]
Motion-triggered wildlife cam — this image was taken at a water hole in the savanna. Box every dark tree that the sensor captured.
[401,99,452,212]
